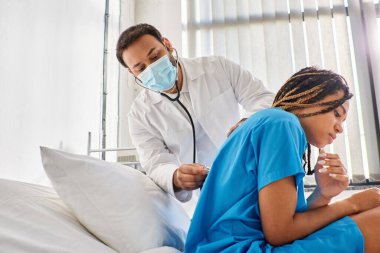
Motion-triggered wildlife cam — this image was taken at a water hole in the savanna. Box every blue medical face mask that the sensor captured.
[136,54,177,92]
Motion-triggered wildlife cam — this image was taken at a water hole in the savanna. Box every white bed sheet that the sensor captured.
[0,178,117,253]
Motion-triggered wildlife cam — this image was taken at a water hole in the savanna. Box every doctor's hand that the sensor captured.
[314,149,349,200]
[227,118,247,137]
[173,163,208,192]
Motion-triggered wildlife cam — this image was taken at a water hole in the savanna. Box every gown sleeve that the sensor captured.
[253,117,307,191]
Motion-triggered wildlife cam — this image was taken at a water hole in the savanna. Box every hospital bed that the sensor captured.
[2,134,378,253]
[0,145,188,253]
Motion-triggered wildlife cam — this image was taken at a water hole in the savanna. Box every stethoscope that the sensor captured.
[134,48,197,164]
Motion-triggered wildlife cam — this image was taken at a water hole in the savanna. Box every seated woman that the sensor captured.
[185,67,380,253]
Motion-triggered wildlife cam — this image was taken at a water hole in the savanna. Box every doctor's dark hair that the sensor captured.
[272,66,353,175]
[116,23,164,68]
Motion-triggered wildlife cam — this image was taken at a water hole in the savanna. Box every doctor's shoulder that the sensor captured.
[181,56,241,80]
[181,55,226,69]
[127,90,158,117]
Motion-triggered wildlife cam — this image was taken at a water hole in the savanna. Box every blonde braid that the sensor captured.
[273,85,325,107]
[273,75,339,110]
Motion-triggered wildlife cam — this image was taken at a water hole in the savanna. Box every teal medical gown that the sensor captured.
[185,108,364,253]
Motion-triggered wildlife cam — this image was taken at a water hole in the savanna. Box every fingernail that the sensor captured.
[319,168,327,173]
[329,173,337,178]
[317,160,326,165]
[319,153,327,157]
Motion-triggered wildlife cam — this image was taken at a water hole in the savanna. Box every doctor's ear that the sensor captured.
[162,37,173,52]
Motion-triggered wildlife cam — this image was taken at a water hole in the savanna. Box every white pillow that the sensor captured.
[40,147,190,253]
[0,178,117,253]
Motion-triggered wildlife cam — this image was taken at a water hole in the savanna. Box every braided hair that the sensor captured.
[272,67,353,175]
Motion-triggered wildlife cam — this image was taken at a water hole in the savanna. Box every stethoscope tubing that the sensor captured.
[161,83,196,164]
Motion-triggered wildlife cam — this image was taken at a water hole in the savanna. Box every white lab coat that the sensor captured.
[128,56,274,207]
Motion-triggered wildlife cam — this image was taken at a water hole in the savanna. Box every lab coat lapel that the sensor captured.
[179,57,210,118]
[145,89,192,133]
[182,58,224,148]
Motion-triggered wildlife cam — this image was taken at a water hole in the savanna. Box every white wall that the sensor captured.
[0,0,112,184]
[118,0,182,150]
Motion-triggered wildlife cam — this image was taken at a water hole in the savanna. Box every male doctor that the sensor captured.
[116,23,273,214]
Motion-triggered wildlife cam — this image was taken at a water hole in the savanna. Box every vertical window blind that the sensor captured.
[181,0,380,184]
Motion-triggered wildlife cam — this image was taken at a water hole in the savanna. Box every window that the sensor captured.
[181,0,380,185]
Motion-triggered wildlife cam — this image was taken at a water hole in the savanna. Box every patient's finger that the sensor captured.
[322,159,344,167]
[319,166,346,175]
[324,153,340,159]
[328,173,349,182]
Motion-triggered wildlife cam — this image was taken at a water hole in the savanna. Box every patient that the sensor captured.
[185,67,380,253]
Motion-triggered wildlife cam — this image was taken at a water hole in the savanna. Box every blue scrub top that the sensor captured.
[185,108,363,253]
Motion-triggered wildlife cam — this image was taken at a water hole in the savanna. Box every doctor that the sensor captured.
[116,23,273,213]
